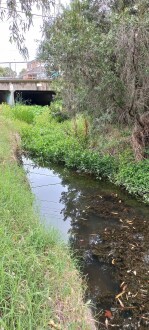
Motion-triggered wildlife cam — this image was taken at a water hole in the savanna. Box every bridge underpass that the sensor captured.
[0,90,55,106]
[14,90,55,105]
[0,91,10,104]
[0,79,55,106]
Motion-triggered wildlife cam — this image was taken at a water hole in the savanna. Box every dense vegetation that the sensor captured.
[2,103,149,203]
[0,113,93,330]
[38,0,149,161]
[28,0,149,202]
[39,0,149,121]
[1,1,148,328]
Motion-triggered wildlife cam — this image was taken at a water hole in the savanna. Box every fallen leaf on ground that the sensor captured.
[48,320,61,329]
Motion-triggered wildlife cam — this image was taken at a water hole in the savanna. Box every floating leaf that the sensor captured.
[117,298,124,308]
[115,291,125,299]
[120,282,125,288]
[122,284,127,291]
[105,318,109,328]
[105,310,112,319]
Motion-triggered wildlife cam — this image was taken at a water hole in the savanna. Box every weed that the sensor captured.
[1,103,149,203]
[0,116,93,330]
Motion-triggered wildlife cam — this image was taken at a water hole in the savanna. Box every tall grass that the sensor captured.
[1,103,149,203]
[0,116,94,330]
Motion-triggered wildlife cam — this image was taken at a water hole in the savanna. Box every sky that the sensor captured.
[0,1,68,74]
[0,12,43,73]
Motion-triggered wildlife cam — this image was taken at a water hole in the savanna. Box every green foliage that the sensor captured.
[0,115,92,330]
[38,0,149,127]
[0,66,16,78]
[50,100,69,122]
[21,106,149,203]
[17,106,116,177]
[116,157,149,203]
[2,104,47,124]
[2,104,149,203]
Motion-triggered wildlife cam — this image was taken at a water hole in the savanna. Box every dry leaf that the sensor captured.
[48,320,61,329]
[115,291,125,299]
[118,298,124,308]
[120,282,125,288]
[105,318,109,328]
[122,284,127,291]
[105,310,112,319]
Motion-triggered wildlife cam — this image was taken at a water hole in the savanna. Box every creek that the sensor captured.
[23,156,149,329]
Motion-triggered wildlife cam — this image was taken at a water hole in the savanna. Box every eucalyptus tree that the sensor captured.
[0,0,53,56]
[38,0,113,117]
[38,0,149,127]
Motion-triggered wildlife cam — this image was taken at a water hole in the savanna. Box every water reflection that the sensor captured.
[22,156,149,322]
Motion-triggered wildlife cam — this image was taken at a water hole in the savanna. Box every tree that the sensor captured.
[19,68,27,78]
[0,0,53,56]
[38,0,149,127]
[38,0,106,117]
[0,66,16,78]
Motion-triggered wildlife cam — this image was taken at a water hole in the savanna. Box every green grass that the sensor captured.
[1,103,149,203]
[0,117,93,330]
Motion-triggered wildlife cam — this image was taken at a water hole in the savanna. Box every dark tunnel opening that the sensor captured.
[14,90,56,106]
[0,91,10,103]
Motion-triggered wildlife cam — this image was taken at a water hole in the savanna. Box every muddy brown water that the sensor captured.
[22,156,149,329]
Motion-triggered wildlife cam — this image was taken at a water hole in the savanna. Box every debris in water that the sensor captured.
[117,298,125,308]
[104,310,112,319]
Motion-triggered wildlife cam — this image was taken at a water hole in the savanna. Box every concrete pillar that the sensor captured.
[7,83,15,106]
[7,91,15,106]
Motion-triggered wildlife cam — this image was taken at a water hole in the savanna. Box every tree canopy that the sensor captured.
[0,66,16,78]
[38,0,149,125]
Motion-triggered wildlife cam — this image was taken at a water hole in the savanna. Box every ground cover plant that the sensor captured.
[0,114,94,330]
[1,103,149,203]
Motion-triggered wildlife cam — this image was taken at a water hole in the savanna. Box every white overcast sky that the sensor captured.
[0,1,69,73]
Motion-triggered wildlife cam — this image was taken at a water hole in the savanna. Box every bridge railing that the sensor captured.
[0,61,50,80]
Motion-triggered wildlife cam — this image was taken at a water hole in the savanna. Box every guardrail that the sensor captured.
[0,76,52,81]
[0,61,61,80]
[0,61,49,80]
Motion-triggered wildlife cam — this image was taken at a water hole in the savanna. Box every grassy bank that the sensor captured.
[1,103,149,203]
[0,116,94,329]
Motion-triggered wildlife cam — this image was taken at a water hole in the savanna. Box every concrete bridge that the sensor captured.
[0,79,55,106]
